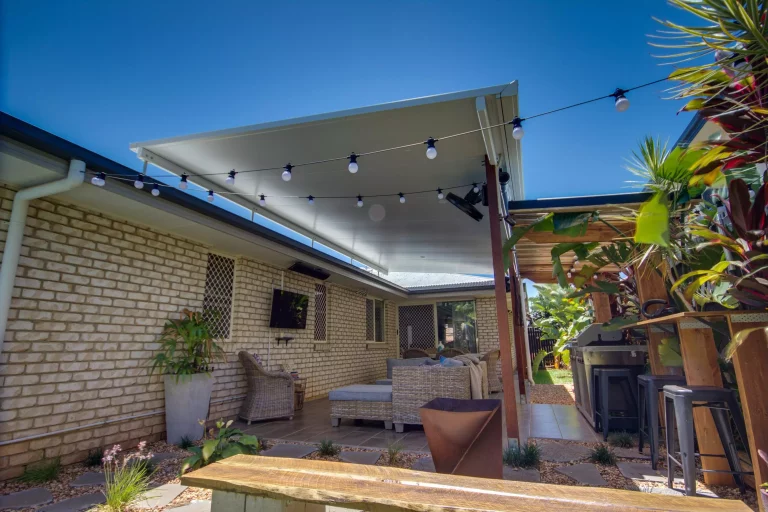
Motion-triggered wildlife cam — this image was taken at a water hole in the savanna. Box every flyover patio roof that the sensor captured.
[130,83,522,275]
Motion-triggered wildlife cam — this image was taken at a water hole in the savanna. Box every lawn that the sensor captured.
[533,369,573,386]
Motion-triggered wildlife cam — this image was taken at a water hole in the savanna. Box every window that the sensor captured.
[366,298,385,342]
[314,284,327,341]
[202,253,235,339]
[437,300,477,353]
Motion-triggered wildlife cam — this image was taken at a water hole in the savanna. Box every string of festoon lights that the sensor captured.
[89,77,669,205]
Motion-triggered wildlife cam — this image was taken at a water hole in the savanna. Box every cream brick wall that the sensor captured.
[476,296,516,377]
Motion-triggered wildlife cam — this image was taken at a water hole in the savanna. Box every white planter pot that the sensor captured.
[164,373,214,445]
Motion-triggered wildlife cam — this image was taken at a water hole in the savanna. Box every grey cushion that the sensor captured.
[375,379,392,385]
[329,384,392,402]
[386,357,431,379]
[439,357,464,367]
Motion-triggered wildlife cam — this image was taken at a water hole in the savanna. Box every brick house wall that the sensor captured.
[476,296,516,376]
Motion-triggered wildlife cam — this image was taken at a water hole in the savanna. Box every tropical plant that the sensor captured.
[529,284,593,366]
[180,419,261,474]
[150,309,226,377]
[502,442,541,469]
[99,442,152,512]
[19,457,61,483]
[589,444,616,465]
[531,349,548,376]
[318,439,340,457]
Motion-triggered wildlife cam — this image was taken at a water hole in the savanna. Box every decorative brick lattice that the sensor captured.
[314,284,327,341]
[398,304,435,352]
[202,253,235,339]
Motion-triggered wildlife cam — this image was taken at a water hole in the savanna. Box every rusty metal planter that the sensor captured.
[419,398,502,479]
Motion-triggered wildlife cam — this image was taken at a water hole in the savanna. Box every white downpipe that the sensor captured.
[0,160,85,352]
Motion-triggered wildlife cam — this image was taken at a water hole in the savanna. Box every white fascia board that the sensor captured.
[134,148,388,274]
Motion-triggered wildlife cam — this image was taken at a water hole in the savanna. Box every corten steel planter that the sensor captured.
[420,398,502,479]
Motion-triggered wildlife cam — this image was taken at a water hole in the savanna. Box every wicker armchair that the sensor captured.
[439,347,467,358]
[402,348,431,359]
[238,351,294,424]
[481,349,501,393]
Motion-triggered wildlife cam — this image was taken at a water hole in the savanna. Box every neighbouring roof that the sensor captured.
[385,272,494,291]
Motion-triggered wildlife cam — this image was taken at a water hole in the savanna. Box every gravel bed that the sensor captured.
[527,383,575,405]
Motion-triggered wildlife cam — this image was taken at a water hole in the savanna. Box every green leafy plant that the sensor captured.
[531,349,548,376]
[180,419,261,474]
[85,448,104,467]
[99,442,152,512]
[590,444,616,465]
[150,309,226,377]
[177,435,195,450]
[607,431,635,449]
[529,284,593,367]
[658,337,684,368]
[387,441,403,465]
[19,457,61,483]
[502,442,540,469]
[318,439,340,457]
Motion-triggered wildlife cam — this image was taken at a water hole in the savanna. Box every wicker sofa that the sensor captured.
[238,351,295,424]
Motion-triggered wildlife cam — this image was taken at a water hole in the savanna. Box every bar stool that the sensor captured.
[663,385,751,496]
[637,374,686,469]
[592,368,639,441]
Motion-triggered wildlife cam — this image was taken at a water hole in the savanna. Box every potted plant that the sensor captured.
[150,309,225,445]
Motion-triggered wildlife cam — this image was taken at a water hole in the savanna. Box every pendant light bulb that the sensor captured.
[91,172,106,187]
[613,88,630,112]
[151,184,160,197]
[134,174,145,189]
[511,118,524,140]
[259,194,266,207]
[356,195,364,208]
[282,164,293,182]
[226,170,236,185]
[473,183,480,193]
[399,193,406,204]
[207,190,214,202]
[348,153,359,174]
[308,195,315,205]
[437,188,444,200]
[425,137,437,159]
[179,174,189,190]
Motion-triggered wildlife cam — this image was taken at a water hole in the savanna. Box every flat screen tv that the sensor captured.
[269,289,309,329]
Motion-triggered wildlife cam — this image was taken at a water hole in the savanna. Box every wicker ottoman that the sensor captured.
[329,384,393,430]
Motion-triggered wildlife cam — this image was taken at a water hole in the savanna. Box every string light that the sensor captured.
[437,188,444,200]
[226,170,237,185]
[473,183,479,193]
[91,172,106,187]
[179,174,189,190]
[399,192,406,204]
[259,194,266,206]
[511,118,524,140]
[425,137,437,159]
[151,184,160,197]
[356,195,364,208]
[134,174,145,189]
[207,190,215,202]
[282,164,293,182]
[612,88,630,112]
[348,153,359,174]
[308,195,315,205]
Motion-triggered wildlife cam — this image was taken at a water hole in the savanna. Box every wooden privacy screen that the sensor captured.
[181,455,749,512]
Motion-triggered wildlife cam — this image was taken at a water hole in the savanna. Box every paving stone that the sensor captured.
[616,462,665,482]
[613,446,650,460]
[538,442,592,463]
[411,456,435,472]
[169,500,212,512]
[339,451,381,465]
[261,443,316,459]
[0,488,54,510]
[70,471,106,487]
[641,484,719,498]
[502,466,541,482]
[39,492,105,512]
[555,463,608,486]
[135,483,188,509]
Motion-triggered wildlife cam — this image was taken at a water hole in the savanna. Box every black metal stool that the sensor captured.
[663,385,751,496]
[592,368,639,441]
[638,374,686,469]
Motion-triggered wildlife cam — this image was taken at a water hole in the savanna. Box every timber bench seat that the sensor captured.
[181,455,750,512]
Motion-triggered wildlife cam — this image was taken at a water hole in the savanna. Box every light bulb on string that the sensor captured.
[151,184,160,197]
[612,88,630,112]
[282,164,293,182]
[348,153,359,173]
[91,172,106,187]
[207,190,215,202]
[437,188,444,200]
[425,137,437,159]
[226,170,236,185]
[259,194,266,207]
[308,195,315,205]
[356,195,364,208]
[511,118,524,140]
[179,174,189,190]
[399,193,406,204]
[134,174,145,189]
[473,183,480,193]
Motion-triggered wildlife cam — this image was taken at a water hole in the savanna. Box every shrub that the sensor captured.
[503,442,540,469]
[318,439,340,457]
[590,444,616,465]
[181,419,261,474]
[99,442,152,512]
[177,435,195,450]
[150,309,225,377]
[85,448,104,467]
[20,458,61,483]
[608,431,634,449]
[387,442,403,465]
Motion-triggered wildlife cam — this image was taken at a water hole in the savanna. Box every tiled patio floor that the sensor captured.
[235,395,600,449]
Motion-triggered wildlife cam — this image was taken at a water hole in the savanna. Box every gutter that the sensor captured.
[0,159,85,351]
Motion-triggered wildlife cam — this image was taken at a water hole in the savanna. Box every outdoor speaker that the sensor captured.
[288,262,331,280]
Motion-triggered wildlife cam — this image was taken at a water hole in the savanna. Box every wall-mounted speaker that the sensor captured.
[289,262,331,280]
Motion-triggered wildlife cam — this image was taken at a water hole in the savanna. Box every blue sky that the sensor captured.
[2,0,695,201]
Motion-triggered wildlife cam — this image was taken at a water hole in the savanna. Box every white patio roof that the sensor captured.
[130,83,523,274]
